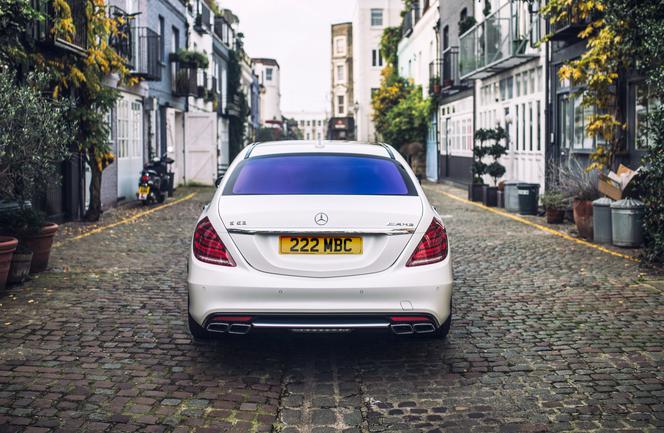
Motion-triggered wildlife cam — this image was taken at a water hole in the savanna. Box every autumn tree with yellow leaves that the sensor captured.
[1,0,137,221]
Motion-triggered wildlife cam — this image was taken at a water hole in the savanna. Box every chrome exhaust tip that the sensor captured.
[228,323,252,335]
[390,324,414,335]
[207,322,229,333]
[413,323,436,334]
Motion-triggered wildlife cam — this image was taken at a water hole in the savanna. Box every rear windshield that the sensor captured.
[223,154,417,196]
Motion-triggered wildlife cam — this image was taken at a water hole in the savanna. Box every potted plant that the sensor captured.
[540,191,566,224]
[0,207,57,277]
[559,160,601,239]
[0,235,18,289]
[483,127,508,207]
[469,129,489,201]
[0,71,72,277]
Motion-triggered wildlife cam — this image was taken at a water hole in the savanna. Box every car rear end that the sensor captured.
[187,142,453,337]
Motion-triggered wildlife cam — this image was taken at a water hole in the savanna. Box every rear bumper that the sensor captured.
[187,254,453,327]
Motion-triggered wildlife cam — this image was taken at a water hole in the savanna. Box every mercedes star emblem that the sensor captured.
[314,212,329,225]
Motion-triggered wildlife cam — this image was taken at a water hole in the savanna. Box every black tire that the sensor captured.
[188,314,212,340]
[157,193,166,204]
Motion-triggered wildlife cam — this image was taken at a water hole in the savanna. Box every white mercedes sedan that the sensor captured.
[187,141,453,339]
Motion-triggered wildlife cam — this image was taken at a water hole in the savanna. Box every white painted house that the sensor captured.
[352,0,402,143]
[284,111,330,141]
[397,0,439,99]
[459,0,546,189]
[254,58,282,127]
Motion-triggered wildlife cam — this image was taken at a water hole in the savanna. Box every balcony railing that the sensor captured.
[130,27,162,81]
[194,2,211,33]
[442,47,461,90]
[31,0,88,54]
[428,59,443,96]
[459,0,538,80]
[171,60,198,97]
[549,5,592,41]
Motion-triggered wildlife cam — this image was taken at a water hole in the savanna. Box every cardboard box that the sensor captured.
[598,164,638,200]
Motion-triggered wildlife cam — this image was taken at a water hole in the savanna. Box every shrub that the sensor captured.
[0,70,74,211]
[637,107,664,264]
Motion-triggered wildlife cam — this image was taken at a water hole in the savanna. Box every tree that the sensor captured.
[0,0,137,221]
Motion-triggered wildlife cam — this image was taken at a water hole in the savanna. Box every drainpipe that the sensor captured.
[183,20,190,184]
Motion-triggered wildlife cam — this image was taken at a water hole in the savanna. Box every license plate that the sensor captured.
[138,185,149,199]
[279,236,362,255]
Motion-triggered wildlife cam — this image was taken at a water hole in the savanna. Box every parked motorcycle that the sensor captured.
[137,153,175,205]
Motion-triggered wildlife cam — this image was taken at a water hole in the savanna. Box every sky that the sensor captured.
[220,0,357,114]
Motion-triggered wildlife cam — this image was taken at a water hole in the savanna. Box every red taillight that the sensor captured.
[406,219,448,267]
[140,175,149,183]
[193,217,236,266]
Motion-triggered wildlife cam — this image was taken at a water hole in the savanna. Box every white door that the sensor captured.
[185,112,217,186]
[117,95,144,200]
[165,109,185,187]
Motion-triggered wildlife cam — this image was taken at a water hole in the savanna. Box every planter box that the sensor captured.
[482,186,498,207]
[468,184,485,202]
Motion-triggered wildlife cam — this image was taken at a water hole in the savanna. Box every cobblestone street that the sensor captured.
[0,184,662,433]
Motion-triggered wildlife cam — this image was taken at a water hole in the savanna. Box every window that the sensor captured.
[306,120,310,126]
[507,77,513,99]
[522,103,526,151]
[515,105,519,150]
[306,133,310,140]
[159,16,165,61]
[300,120,305,127]
[634,83,661,149]
[529,102,533,151]
[266,68,273,81]
[224,155,416,196]
[337,95,345,115]
[172,27,179,51]
[372,49,383,67]
[537,101,541,151]
[515,73,521,96]
[336,64,345,82]
[529,69,535,94]
[335,37,346,55]
[370,9,383,26]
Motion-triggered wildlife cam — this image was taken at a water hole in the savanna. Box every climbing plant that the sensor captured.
[0,0,137,221]
[227,49,248,160]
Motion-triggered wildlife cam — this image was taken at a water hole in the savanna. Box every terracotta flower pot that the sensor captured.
[572,199,593,240]
[8,251,33,284]
[546,208,565,224]
[23,223,58,274]
[0,236,18,290]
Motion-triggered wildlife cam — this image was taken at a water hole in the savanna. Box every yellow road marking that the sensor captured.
[436,189,640,263]
[53,192,197,247]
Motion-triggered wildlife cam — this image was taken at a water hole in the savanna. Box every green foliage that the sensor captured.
[228,49,248,159]
[171,49,210,69]
[0,70,74,209]
[374,79,430,150]
[380,26,402,69]
[473,127,507,185]
[0,0,41,66]
[636,106,664,264]
[0,207,46,239]
[458,16,477,36]
[540,191,567,210]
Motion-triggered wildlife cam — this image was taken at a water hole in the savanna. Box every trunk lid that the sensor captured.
[218,195,423,277]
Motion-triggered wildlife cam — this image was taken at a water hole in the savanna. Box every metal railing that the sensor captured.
[130,27,162,81]
[549,4,591,40]
[171,61,198,97]
[459,0,537,80]
[31,0,88,53]
[441,46,460,89]
[428,59,443,96]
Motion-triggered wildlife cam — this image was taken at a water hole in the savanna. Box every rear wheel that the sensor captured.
[157,193,166,204]
[188,314,212,340]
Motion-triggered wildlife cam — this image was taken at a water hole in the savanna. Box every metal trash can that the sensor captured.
[504,181,522,213]
[517,183,540,215]
[592,198,613,244]
[610,198,645,247]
